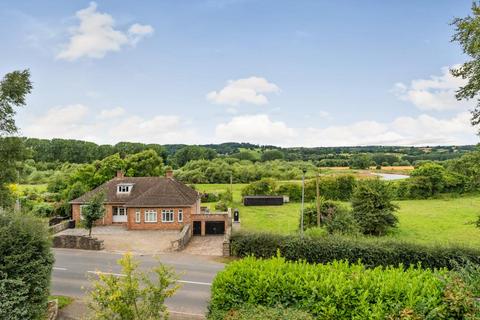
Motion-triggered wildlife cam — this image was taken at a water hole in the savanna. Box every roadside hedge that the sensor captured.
[208,305,313,320]
[230,232,480,269]
[209,256,479,319]
[0,212,54,319]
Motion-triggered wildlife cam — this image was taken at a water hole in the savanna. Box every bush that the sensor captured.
[302,200,358,235]
[215,200,228,211]
[201,192,220,203]
[305,175,356,201]
[303,227,328,238]
[219,189,233,202]
[209,256,479,319]
[352,179,398,235]
[229,232,480,270]
[209,305,313,320]
[31,202,54,217]
[276,183,302,201]
[241,178,277,196]
[0,212,54,319]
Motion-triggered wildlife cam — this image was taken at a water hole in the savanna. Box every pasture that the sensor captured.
[196,183,480,247]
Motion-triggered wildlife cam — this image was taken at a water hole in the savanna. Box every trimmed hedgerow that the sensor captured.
[209,256,479,319]
[208,305,314,320]
[230,232,480,269]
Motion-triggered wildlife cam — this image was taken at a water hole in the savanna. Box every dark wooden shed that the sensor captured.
[243,196,284,206]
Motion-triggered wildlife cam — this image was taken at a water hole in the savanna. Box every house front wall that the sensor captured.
[71,204,116,226]
[126,206,193,230]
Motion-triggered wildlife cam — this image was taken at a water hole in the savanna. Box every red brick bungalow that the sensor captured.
[70,170,228,236]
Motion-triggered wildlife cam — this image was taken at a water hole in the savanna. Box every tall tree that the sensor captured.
[0,70,32,208]
[0,70,32,135]
[451,2,480,131]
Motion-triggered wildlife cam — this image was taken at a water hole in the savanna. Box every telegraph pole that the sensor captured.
[316,170,321,227]
[300,168,306,236]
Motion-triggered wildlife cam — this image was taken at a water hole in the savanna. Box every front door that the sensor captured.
[112,207,127,223]
[193,221,201,235]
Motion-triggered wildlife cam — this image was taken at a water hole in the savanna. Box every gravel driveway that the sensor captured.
[58,226,180,254]
[183,235,224,256]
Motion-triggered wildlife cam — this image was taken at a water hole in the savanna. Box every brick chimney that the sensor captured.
[165,169,174,179]
[116,170,125,178]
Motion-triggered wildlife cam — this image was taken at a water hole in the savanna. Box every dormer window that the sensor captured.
[117,183,133,194]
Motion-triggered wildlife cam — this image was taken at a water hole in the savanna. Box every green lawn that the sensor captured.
[196,183,480,247]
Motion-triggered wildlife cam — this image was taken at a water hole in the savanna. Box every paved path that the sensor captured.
[52,248,225,319]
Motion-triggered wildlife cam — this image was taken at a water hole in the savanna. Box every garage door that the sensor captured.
[205,221,225,235]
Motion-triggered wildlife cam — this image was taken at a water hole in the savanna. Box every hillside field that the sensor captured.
[196,183,480,247]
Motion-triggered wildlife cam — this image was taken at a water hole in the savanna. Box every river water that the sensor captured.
[372,173,410,181]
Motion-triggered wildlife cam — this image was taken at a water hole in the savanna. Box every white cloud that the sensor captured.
[215,114,296,145]
[392,65,469,111]
[22,105,198,144]
[97,107,126,119]
[57,2,154,61]
[215,113,476,147]
[207,76,280,105]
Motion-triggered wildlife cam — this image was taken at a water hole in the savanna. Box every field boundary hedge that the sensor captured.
[230,232,480,269]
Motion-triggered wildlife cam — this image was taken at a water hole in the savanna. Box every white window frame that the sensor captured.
[135,209,141,223]
[178,209,183,222]
[117,184,133,194]
[144,210,157,223]
[162,209,174,223]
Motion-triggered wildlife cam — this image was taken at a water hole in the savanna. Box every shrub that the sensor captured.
[208,305,313,320]
[229,232,480,270]
[276,183,302,201]
[209,256,479,319]
[241,178,277,196]
[302,200,358,235]
[31,202,54,217]
[219,189,233,202]
[0,212,54,319]
[88,253,178,319]
[303,227,327,238]
[201,192,220,203]
[215,200,228,212]
[305,175,356,201]
[352,179,398,235]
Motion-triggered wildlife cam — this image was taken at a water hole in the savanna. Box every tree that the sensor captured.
[88,253,178,320]
[0,211,54,319]
[0,70,32,208]
[451,2,480,132]
[261,149,284,162]
[350,154,372,169]
[172,145,217,167]
[0,70,32,134]
[125,149,163,177]
[351,179,398,236]
[82,192,106,237]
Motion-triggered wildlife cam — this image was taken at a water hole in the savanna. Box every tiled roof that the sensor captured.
[70,177,199,207]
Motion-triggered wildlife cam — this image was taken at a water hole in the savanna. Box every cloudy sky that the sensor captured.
[1,0,477,146]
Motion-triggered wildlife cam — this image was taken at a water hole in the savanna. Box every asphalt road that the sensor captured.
[51,248,225,317]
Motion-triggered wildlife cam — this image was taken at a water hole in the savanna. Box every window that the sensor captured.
[135,209,141,223]
[162,209,174,222]
[117,184,133,193]
[178,209,183,222]
[144,210,157,223]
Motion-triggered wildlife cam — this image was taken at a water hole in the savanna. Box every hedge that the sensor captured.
[208,305,313,320]
[230,232,480,269]
[0,212,54,319]
[209,256,479,319]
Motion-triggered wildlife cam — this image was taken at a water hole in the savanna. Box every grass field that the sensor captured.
[196,183,480,247]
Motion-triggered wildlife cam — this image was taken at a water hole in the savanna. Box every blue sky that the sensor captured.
[0,0,477,146]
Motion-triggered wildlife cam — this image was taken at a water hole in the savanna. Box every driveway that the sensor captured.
[58,226,180,254]
[183,235,224,256]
